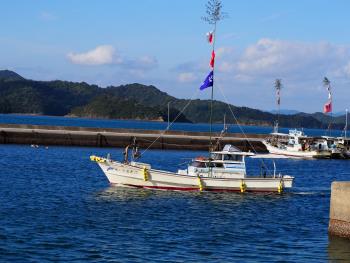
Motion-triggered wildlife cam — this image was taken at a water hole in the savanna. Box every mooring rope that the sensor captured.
[140,89,201,156]
[216,83,272,174]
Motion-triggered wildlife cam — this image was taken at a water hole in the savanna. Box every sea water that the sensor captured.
[0,113,345,137]
[0,144,349,262]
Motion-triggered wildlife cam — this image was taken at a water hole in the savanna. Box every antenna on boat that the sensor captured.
[202,0,227,152]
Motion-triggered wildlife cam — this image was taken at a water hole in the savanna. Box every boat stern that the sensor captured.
[282,175,294,188]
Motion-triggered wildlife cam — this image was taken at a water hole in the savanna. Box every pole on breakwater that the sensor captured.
[329,181,350,239]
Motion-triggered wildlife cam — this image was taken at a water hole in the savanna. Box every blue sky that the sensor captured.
[1,0,350,113]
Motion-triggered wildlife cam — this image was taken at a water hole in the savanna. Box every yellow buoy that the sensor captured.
[197,176,204,191]
[142,166,149,181]
[278,181,283,194]
[240,180,247,193]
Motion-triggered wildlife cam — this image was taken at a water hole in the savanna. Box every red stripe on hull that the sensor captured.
[114,183,279,193]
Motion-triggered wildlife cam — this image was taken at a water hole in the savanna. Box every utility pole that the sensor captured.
[167,101,171,130]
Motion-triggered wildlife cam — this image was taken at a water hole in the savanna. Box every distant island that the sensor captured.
[0,69,347,129]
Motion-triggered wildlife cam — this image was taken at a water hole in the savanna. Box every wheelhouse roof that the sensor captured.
[211,150,255,156]
[210,144,255,156]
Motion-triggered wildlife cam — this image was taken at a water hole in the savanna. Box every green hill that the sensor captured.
[0,69,347,129]
[0,70,25,81]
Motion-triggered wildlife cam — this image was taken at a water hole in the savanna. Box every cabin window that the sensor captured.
[210,153,222,160]
[223,155,242,161]
[191,161,206,168]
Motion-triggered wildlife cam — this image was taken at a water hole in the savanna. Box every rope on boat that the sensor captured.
[140,89,200,157]
[216,84,273,175]
[136,137,203,148]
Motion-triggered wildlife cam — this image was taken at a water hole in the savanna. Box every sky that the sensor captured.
[1,0,350,113]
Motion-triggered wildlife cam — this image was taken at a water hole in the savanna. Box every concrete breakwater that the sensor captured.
[329,182,350,239]
[0,124,267,152]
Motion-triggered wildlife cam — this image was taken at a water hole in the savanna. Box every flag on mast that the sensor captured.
[324,101,332,113]
[210,50,215,68]
[323,78,332,113]
[206,31,214,44]
[276,88,280,105]
[200,71,214,90]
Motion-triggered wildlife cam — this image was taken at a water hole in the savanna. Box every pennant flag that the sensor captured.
[210,50,215,68]
[324,101,332,113]
[276,89,281,105]
[206,31,214,44]
[200,71,214,90]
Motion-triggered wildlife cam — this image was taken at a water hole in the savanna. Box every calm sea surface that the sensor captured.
[0,145,350,262]
[0,113,345,136]
[0,114,350,262]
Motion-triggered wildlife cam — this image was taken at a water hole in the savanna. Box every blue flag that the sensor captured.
[200,70,214,90]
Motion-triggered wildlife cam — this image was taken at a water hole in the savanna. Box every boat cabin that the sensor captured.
[179,144,254,178]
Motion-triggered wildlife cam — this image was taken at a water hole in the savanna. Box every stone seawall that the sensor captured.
[329,181,350,239]
[0,124,267,152]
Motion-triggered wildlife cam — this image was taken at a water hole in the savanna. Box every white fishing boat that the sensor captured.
[90,0,294,193]
[263,79,331,159]
[90,144,293,193]
[263,129,331,159]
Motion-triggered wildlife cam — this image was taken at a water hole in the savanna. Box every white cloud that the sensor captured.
[67,45,117,65]
[67,46,158,72]
[236,38,349,80]
[178,72,197,83]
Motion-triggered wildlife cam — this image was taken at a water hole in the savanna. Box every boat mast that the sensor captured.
[202,0,225,152]
[209,21,216,151]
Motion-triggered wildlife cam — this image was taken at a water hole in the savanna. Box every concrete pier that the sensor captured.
[0,124,267,152]
[329,182,350,239]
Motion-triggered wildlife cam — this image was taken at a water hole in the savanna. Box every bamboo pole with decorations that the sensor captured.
[323,77,333,136]
[200,0,226,152]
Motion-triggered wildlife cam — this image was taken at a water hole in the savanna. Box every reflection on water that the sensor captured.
[95,185,294,204]
[328,235,350,262]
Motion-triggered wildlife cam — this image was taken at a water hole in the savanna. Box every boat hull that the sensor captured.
[263,141,330,159]
[97,160,293,193]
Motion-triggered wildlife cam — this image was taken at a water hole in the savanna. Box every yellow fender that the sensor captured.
[90,155,106,163]
[278,181,283,194]
[197,176,204,191]
[240,180,247,193]
[142,166,149,181]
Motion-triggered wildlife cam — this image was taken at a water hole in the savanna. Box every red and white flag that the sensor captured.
[210,50,215,68]
[206,31,214,44]
[324,81,332,113]
[324,101,332,113]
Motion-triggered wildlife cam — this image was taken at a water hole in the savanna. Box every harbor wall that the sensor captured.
[329,181,350,239]
[0,124,267,152]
